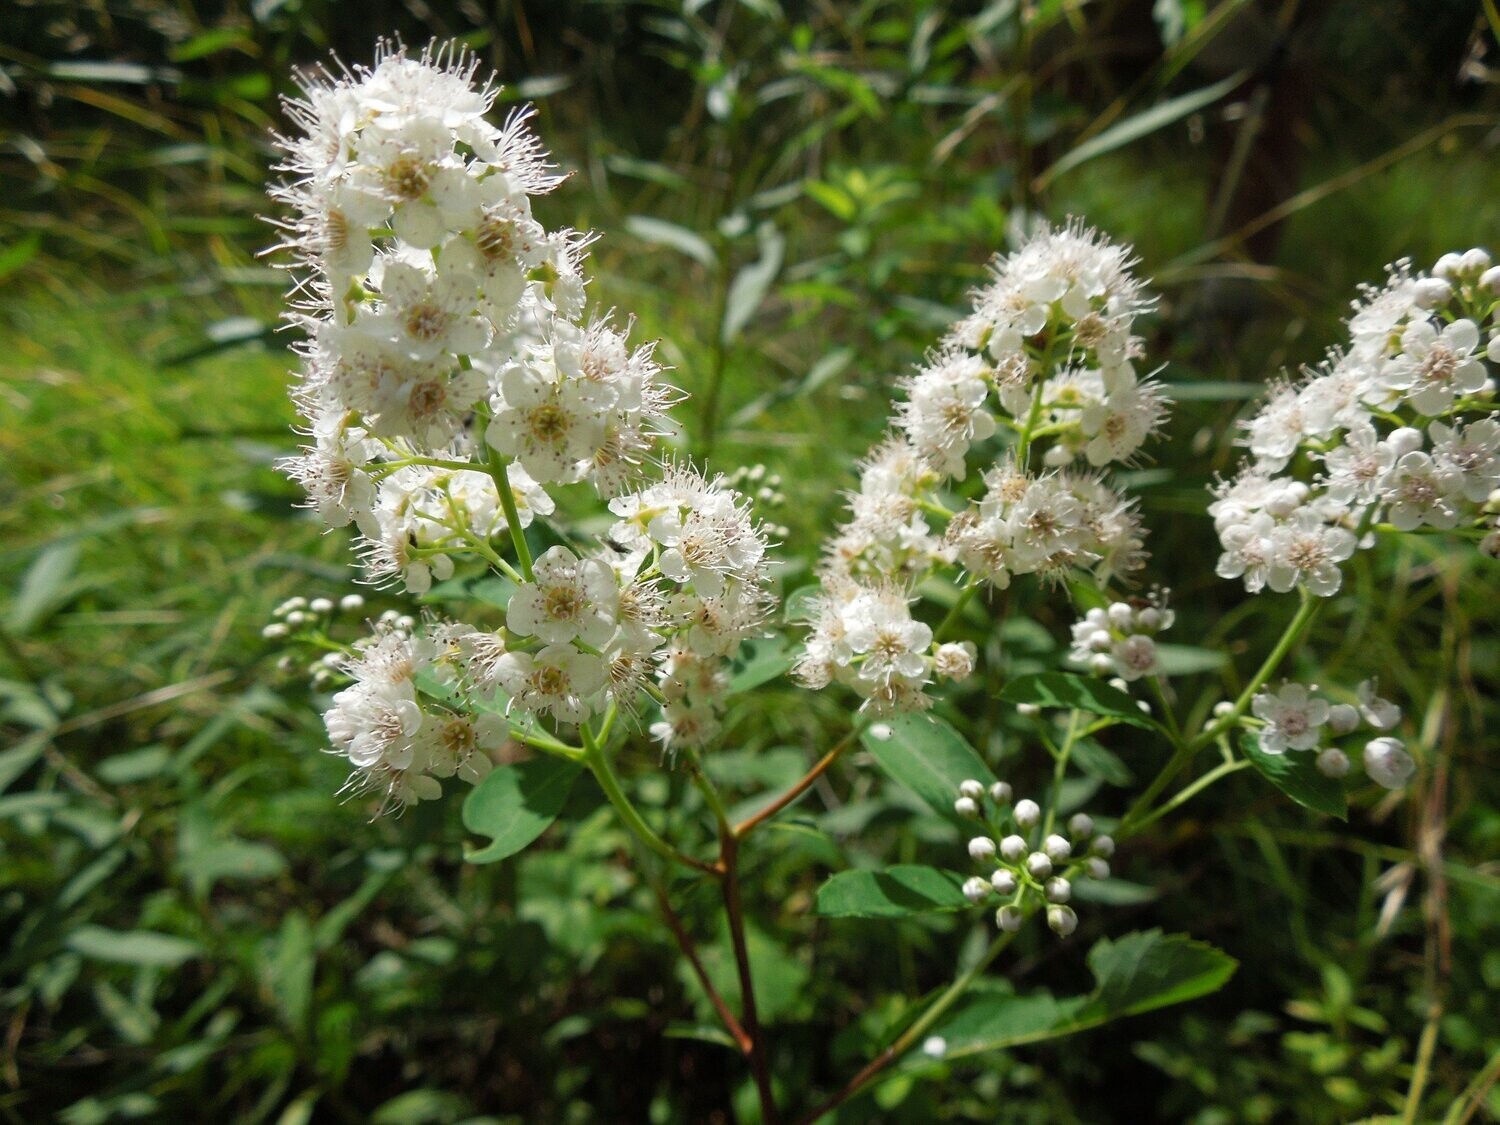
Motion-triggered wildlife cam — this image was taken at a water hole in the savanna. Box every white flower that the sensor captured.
[369,254,490,360]
[1357,680,1402,730]
[1383,451,1461,531]
[1110,634,1158,681]
[1266,509,1356,596]
[1384,319,1487,415]
[1251,682,1329,754]
[1428,418,1500,502]
[496,643,606,723]
[896,351,998,478]
[486,353,610,483]
[506,546,618,646]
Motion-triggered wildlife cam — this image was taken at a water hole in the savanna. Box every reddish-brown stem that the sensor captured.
[649,879,752,1055]
[733,729,858,839]
[720,828,780,1123]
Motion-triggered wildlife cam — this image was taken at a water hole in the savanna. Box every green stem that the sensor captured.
[582,725,717,876]
[1191,588,1322,753]
[1041,710,1083,838]
[1130,759,1251,833]
[477,421,535,582]
[933,582,980,644]
[796,926,1021,1123]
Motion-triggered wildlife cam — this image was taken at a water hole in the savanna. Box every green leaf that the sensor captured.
[999,673,1157,729]
[1039,69,1249,187]
[180,838,286,896]
[624,215,716,269]
[461,755,582,864]
[8,542,82,636]
[921,929,1235,1063]
[1154,644,1230,675]
[1070,738,1134,786]
[721,224,785,344]
[863,712,995,817]
[0,732,47,794]
[1069,878,1160,905]
[1241,733,1347,820]
[67,926,203,967]
[727,636,794,694]
[1080,929,1238,1020]
[814,865,972,918]
[265,912,315,1035]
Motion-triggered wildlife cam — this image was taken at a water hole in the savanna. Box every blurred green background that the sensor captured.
[3,1,1499,1122]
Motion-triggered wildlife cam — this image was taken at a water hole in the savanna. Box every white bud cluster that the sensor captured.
[952,779,1114,938]
[1213,251,1500,599]
[1069,587,1174,681]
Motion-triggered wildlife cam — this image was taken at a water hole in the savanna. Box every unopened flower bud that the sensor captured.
[1014,799,1040,829]
[922,1035,947,1059]
[991,869,1017,895]
[339,594,365,612]
[1045,877,1072,903]
[1434,252,1464,279]
[1016,702,1041,718]
[996,905,1025,932]
[1090,653,1116,676]
[1387,427,1424,457]
[1091,834,1115,858]
[262,623,290,639]
[1106,602,1134,629]
[1088,628,1114,653]
[1364,737,1415,790]
[962,876,992,903]
[935,641,977,681]
[989,781,1013,804]
[1068,813,1094,839]
[1327,704,1360,735]
[1136,606,1163,631]
[1213,701,1235,717]
[1043,834,1072,862]
[869,722,893,741]
[1316,747,1350,778]
[954,796,979,817]
[1027,852,1053,879]
[285,610,309,626]
[1000,834,1027,862]
[1480,265,1500,295]
[1086,857,1111,880]
[959,779,985,800]
[1412,277,1452,309]
[309,597,334,613]
[968,836,997,861]
[1461,247,1492,275]
[1047,905,1078,936]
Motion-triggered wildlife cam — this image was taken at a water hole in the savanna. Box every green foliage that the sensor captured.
[2,0,1498,1121]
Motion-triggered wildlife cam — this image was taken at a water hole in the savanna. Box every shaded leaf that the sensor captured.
[462,755,582,863]
[862,713,995,817]
[1241,733,1347,820]
[1000,673,1157,730]
[721,224,785,343]
[814,865,971,918]
[624,215,716,269]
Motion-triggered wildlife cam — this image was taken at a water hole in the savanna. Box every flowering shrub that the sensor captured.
[263,42,1499,1121]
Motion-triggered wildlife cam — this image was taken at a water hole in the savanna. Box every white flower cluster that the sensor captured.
[271,42,680,593]
[322,619,502,810]
[271,44,778,801]
[1214,251,1500,597]
[797,223,1165,712]
[1069,589,1173,682]
[954,779,1114,938]
[1247,679,1413,789]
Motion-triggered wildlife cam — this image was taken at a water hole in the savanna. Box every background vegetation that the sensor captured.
[2,1,1499,1121]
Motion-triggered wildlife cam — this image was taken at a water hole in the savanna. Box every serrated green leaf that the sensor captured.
[67,926,203,967]
[999,672,1157,730]
[814,865,972,918]
[1241,733,1347,820]
[862,712,995,817]
[1081,928,1238,1020]
[462,755,582,864]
